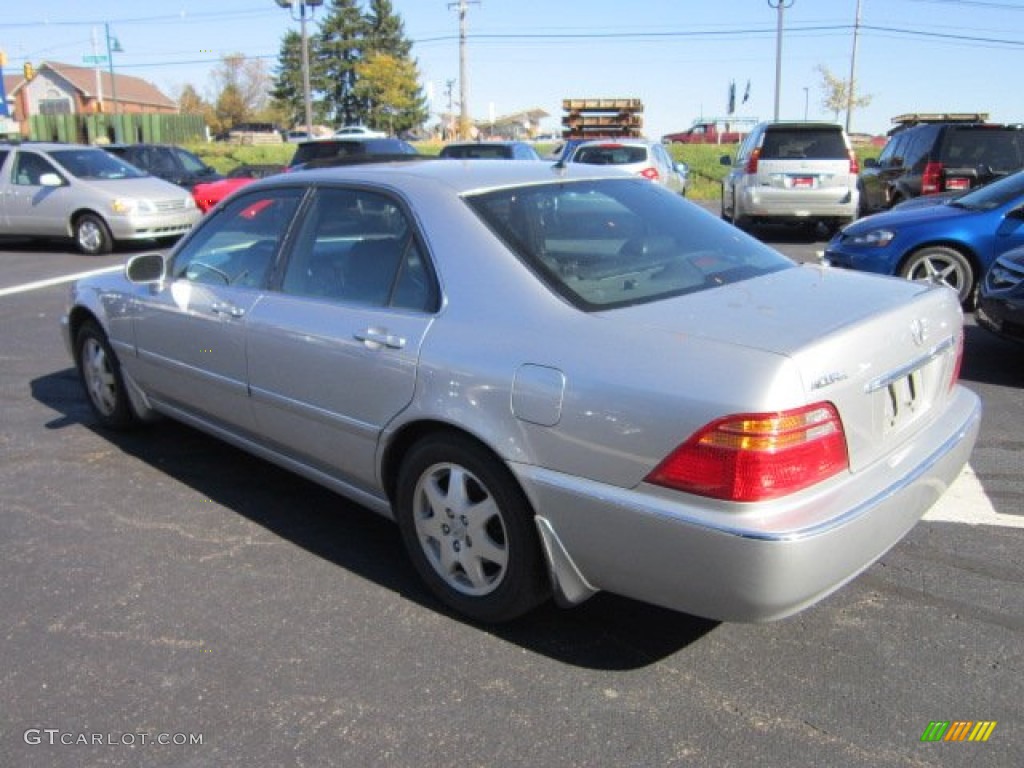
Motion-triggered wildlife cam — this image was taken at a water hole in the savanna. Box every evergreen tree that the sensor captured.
[318,0,367,126]
[365,0,412,59]
[271,29,321,128]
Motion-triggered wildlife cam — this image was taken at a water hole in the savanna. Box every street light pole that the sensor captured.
[104,24,122,141]
[768,0,794,121]
[275,0,323,138]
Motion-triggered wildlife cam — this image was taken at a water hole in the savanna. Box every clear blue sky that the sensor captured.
[1,0,1020,137]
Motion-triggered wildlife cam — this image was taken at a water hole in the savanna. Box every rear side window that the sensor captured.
[761,129,848,160]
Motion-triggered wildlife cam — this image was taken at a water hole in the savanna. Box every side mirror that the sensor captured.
[39,173,64,187]
[126,252,166,284]
[720,155,733,166]
[863,157,879,169]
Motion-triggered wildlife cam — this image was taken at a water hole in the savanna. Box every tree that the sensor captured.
[318,0,367,126]
[354,52,428,134]
[210,53,273,127]
[213,83,247,134]
[270,29,327,129]
[816,65,871,123]
[366,0,412,59]
[177,84,207,115]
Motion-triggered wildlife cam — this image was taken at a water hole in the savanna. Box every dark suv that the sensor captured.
[287,137,418,170]
[858,114,1024,215]
[105,143,223,191]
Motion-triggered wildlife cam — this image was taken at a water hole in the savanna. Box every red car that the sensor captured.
[192,164,285,213]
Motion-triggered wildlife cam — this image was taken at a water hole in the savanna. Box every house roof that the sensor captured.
[24,62,176,110]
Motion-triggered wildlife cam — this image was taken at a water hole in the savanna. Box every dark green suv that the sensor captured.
[858,115,1024,215]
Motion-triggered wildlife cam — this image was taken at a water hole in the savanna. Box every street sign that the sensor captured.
[82,55,108,64]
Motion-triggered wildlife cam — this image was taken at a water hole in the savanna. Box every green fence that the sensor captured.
[28,113,207,145]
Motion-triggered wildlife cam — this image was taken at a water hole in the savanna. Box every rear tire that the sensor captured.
[395,434,548,623]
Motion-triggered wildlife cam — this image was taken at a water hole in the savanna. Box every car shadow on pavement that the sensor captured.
[745,222,834,245]
[31,367,718,670]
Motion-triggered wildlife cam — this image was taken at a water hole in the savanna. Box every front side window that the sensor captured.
[467,179,793,310]
[170,187,304,289]
[281,187,437,311]
[12,152,60,186]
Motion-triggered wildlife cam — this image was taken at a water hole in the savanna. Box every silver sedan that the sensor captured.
[62,160,981,623]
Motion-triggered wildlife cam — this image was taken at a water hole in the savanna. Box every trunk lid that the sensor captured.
[599,265,964,472]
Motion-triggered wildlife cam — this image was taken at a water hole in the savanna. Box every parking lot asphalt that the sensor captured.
[1,224,1021,767]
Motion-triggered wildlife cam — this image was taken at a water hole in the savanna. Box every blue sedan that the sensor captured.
[825,170,1024,305]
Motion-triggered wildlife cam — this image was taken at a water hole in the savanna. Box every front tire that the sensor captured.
[74,321,137,429]
[395,434,548,623]
[899,246,974,306]
[74,213,113,256]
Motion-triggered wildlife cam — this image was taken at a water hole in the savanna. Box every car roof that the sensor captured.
[255,158,633,195]
[2,142,106,152]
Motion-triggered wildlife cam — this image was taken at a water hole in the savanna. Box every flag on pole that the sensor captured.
[727,80,736,115]
[743,80,751,104]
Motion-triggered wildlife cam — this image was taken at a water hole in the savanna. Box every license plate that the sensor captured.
[790,176,814,188]
[883,370,922,434]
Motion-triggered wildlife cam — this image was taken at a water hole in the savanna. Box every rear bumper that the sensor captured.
[516,386,981,622]
[738,186,857,221]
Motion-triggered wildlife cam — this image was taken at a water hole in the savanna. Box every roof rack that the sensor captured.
[891,112,989,126]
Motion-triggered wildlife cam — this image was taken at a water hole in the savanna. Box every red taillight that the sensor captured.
[949,333,964,392]
[848,150,859,174]
[646,403,849,502]
[639,167,660,182]
[922,161,944,195]
[745,148,760,174]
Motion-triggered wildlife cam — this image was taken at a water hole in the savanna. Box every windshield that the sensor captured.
[466,179,793,310]
[172,148,212,174]
[952,169,1024,211]
[50,149,146,180]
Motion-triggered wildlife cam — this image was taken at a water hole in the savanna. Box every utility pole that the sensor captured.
[768,0,793,121]
[846,0,862,132]
[448,0,480,139]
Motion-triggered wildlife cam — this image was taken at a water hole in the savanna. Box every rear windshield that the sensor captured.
[760,129,848,160]
[943,128,1024,173]
[441,144,513,159]
[466,179,792,310]
[572,145,648,165]
[290,139,415,166]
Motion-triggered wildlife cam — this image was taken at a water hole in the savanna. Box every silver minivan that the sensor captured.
[720,122,859,231]
[0,142,200,255]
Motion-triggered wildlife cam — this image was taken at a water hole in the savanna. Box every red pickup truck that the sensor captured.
[663,119,757,145]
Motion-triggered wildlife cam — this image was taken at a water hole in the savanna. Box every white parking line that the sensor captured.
[924,462,1024,528]
[0,265,123,298]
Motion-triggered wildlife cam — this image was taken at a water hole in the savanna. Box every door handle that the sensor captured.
[354,328,406,349]
[210,302,245,318]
